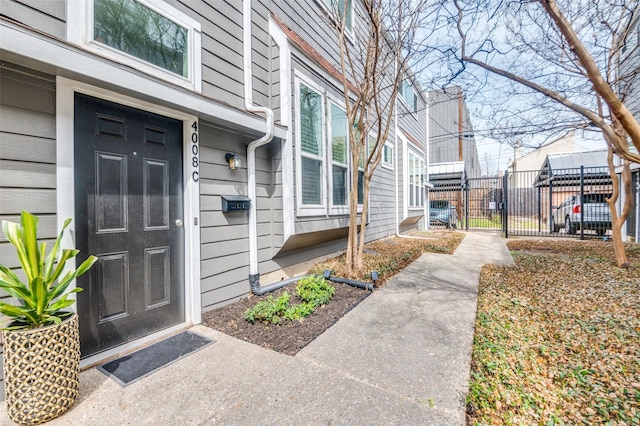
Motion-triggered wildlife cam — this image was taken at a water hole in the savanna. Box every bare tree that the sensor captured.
[449,0,640,267]
[323,0,434,274]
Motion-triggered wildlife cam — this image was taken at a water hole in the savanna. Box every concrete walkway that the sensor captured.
[0,232,513,425]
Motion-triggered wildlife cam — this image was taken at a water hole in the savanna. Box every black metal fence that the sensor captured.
[428,166,613,239]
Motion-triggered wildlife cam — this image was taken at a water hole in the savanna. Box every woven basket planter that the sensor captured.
[2,314,80,425]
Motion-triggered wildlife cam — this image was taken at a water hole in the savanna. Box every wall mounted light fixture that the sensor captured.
[225,153,241,170]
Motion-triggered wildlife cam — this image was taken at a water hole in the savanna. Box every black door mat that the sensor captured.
[97,331,215,387]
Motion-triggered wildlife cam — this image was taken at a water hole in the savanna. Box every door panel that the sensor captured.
[74,93,184,357]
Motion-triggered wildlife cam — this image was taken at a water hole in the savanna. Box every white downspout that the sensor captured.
[244,0,274,284]
[424,91,430,230]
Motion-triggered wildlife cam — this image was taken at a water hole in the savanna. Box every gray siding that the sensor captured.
[0,62,58,400]
[1,0,66,38]
[198,123,284,310]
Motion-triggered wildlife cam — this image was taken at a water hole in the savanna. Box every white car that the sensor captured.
[552,193,611,236]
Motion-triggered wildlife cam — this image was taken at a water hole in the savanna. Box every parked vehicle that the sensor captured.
[430,200,458,229]
[552,193,611,236]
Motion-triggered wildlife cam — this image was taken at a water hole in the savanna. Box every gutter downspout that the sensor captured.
[244,0,277,294]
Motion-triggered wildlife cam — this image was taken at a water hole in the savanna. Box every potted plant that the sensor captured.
[0,211,97,425]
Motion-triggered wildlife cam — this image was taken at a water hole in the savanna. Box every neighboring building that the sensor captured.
[428,87,481,180]
[0,0,427,379]
[617,8,640,242]
[507,132,577,189]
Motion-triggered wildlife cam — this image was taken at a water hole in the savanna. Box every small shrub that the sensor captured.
[296,275,335,307]
[283,302,316,321]
[244,292,290,324]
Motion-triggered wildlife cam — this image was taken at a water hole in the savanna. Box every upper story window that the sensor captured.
[94,0,188,77]
[622,20,639,56]
[400,80,418,113]
[382,142,394,169]
[321,0,353,32]
[67,0,202,92]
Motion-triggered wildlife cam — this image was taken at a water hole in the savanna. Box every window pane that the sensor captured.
[300,83,323,156]
[358,170,364,204]
[301,156,322,205]
[331,104,347,164]
[94,0,188,77]
[384,144,393,164]
[332,165,347,206]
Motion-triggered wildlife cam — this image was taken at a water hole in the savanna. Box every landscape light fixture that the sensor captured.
[225,153,241,170]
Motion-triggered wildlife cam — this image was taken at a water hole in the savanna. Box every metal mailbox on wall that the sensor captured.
[221,195,251,212]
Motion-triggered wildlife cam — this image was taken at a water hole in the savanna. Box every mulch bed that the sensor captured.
[202,230,465,356]
[202,282,371,356]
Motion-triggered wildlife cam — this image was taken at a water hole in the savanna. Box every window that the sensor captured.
[330,103,349,210]
[400,80,418,113]
[321,0,353,31]
[295,74,368,216]
[68,0,202,92]
[94,0,188,77]
[299,82,325,209]
[408,149,425,208]
[382,142,394,169]
[622,21,639,55]
[357,137,367,205]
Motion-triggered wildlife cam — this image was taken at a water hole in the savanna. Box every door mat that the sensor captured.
[97,331,215,387]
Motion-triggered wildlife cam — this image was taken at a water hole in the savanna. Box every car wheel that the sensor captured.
[565,217,575,235]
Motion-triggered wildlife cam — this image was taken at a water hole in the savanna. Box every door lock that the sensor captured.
[175,219,184,227]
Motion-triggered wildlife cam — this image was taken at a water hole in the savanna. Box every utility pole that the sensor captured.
[457,90,464,224]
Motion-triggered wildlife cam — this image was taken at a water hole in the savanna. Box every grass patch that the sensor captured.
[467,239,640,424]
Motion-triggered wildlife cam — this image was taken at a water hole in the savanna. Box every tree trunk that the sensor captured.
[605,145,632,268]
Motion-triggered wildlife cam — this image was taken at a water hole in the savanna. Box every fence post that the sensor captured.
[580,165,584,240]
[465,179,469,231]
[503,171,508,238]
[549,180,554,234]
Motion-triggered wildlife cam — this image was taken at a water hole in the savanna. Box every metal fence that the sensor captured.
[428,166,613,239]
[505,166,612,238]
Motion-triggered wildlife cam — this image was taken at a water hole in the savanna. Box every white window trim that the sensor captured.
[399,78,418,115]
[315,0,355,39]
[67,0,202,93]
[406,141,425,210]
[328,99,350,215]
[382,141,394,170]
[295,72,327,216]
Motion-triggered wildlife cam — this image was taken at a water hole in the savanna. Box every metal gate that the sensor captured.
[428,166,613,239]
[503,166,613,239]
[465,176,504,231]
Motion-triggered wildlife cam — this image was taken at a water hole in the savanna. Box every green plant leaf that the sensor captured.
[0,303,38,324]
[20,211,40,283]
[0,212,96,329]
[43,218,72,279]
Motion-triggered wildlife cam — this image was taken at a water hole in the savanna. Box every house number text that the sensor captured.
[191,121,199,182]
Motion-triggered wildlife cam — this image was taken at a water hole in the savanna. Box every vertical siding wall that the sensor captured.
[0,63,58,400]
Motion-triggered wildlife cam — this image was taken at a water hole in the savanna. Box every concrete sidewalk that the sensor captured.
[0,232,513,425]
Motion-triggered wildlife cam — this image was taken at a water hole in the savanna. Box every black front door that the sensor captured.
[74,93,185,357]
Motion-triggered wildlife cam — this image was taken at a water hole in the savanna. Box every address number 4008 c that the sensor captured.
[191,121,199,182]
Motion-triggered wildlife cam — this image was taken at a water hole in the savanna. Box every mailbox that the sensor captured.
[221,195,251,212]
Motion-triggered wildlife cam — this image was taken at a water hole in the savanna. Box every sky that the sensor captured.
[473,129,609,175]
